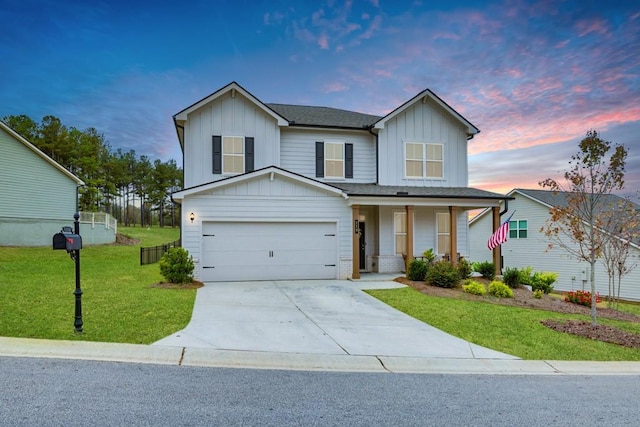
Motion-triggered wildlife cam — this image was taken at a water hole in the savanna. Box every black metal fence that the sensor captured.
[140,239,181,265]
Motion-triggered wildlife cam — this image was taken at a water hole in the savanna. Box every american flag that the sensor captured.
[488,212,515,250]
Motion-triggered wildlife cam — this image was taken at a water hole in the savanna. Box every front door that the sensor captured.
[359,222,366,270]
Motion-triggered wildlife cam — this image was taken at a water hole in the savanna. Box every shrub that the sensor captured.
[502,267,520,288]
[518,266,535,286]
[531,272,557,294]
[474,261,495,280]
[565,290,601,307]
[407,259,428,281]
[422,248,437,264]
[532,289,544,299]
[159,247,195,284]
[462,280,486,296]
[426,260,460,288]
[457,257,473,279]
[488,280,513,298]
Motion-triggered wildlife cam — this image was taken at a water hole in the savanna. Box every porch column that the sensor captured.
[352,204,360,279]
[405,205,414,272]
[492,206,501,276]
[449,206,458,266]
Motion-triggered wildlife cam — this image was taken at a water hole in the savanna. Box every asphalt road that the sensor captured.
[1,357,639,426]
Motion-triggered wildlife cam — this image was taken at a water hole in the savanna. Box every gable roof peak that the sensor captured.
[374,88,480,138]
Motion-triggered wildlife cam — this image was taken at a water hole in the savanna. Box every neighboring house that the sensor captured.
[0,120,84,246]
[172,81,508,282]
[469,188,640,301]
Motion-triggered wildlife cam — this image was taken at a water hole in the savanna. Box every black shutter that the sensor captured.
[345,143,353,179]
[245,137,254,172]
[315,141,324,178]
[212,135,222,174]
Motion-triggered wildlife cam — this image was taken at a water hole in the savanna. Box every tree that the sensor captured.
[539,130,628,325]
[599,200,639,309]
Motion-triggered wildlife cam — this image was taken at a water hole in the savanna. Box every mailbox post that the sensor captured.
[52,213,83,333]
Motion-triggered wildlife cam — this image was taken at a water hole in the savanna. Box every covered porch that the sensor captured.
[333,184,508,280]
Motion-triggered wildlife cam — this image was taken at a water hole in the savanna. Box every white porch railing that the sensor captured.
[79,212,118,234]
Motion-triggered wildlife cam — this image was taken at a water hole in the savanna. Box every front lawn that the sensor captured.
[0,226,195,344]
[366,287,640,361]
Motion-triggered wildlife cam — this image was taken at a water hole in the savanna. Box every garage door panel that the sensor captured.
[201,222,338,281]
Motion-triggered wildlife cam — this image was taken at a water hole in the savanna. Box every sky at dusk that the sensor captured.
[1,0,638,197]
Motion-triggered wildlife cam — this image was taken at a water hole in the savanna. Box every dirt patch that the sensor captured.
[396,277,640,349]
[542,320,640,349]
[114,233,140,245]
[151,280,204,290]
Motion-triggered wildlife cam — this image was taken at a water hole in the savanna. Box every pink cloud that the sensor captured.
[318,33,329,49]
[323,82,349,93]
[575,19,610,37]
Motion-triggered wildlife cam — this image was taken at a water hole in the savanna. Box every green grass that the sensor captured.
[366,287,640,361]
[0,226,195,344]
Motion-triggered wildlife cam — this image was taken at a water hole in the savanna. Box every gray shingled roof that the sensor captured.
[266,103,382,129]
[516,189,638,211]
[515,188,640,246]
[331,183,507,200]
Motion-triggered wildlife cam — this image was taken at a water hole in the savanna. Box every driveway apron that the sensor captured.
[153,280,516,359]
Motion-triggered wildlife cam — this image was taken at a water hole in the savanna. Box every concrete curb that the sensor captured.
[2,337,640,375]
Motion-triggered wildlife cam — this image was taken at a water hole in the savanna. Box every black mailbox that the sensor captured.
[65,234,82,251]
[53,232,82,251]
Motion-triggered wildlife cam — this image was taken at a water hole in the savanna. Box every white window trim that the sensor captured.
[435,211,450,256]
[324,141,345,179]
[510,218,528,239]
[222,135,245,175]
[404,142,444,179]
[394,211,407,255]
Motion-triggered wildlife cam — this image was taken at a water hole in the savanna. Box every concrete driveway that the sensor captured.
[153,280,516,359]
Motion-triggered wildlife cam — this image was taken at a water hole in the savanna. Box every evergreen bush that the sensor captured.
[426,261,460,288]
[474,261,495,280]
[159,247,195,284]
[407,259,429,281]
[457,257,473,279]
[503,267,520,288]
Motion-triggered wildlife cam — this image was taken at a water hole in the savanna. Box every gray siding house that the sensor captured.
[172,82,508,281]
[469,189,640,301]
[0,120,84,246]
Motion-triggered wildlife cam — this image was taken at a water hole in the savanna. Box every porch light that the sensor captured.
[189,212,195,223]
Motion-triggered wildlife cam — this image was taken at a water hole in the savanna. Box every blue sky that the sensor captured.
[1,0,638,196]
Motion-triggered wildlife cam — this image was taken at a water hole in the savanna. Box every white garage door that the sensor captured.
[201,222,338,281]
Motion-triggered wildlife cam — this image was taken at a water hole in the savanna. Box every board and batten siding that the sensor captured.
[181,173,352,280]
[280,128,376,183]
[469,193,640,301]
[377,99,468,187]
[1,127,78,245]
[183,91,280,188]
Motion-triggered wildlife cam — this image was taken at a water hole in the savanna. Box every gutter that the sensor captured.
[367,125,379,184]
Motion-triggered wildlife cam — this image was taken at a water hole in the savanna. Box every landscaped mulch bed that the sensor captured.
[396,277,640,349]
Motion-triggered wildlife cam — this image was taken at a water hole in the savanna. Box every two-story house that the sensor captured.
[171,82,507,282]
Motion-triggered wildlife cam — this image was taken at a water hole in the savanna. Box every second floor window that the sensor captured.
[325,142,344,178]
[405,142,444,179]
[223,136,244,174]
[212,135,254,175]
[315,141,353,179]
